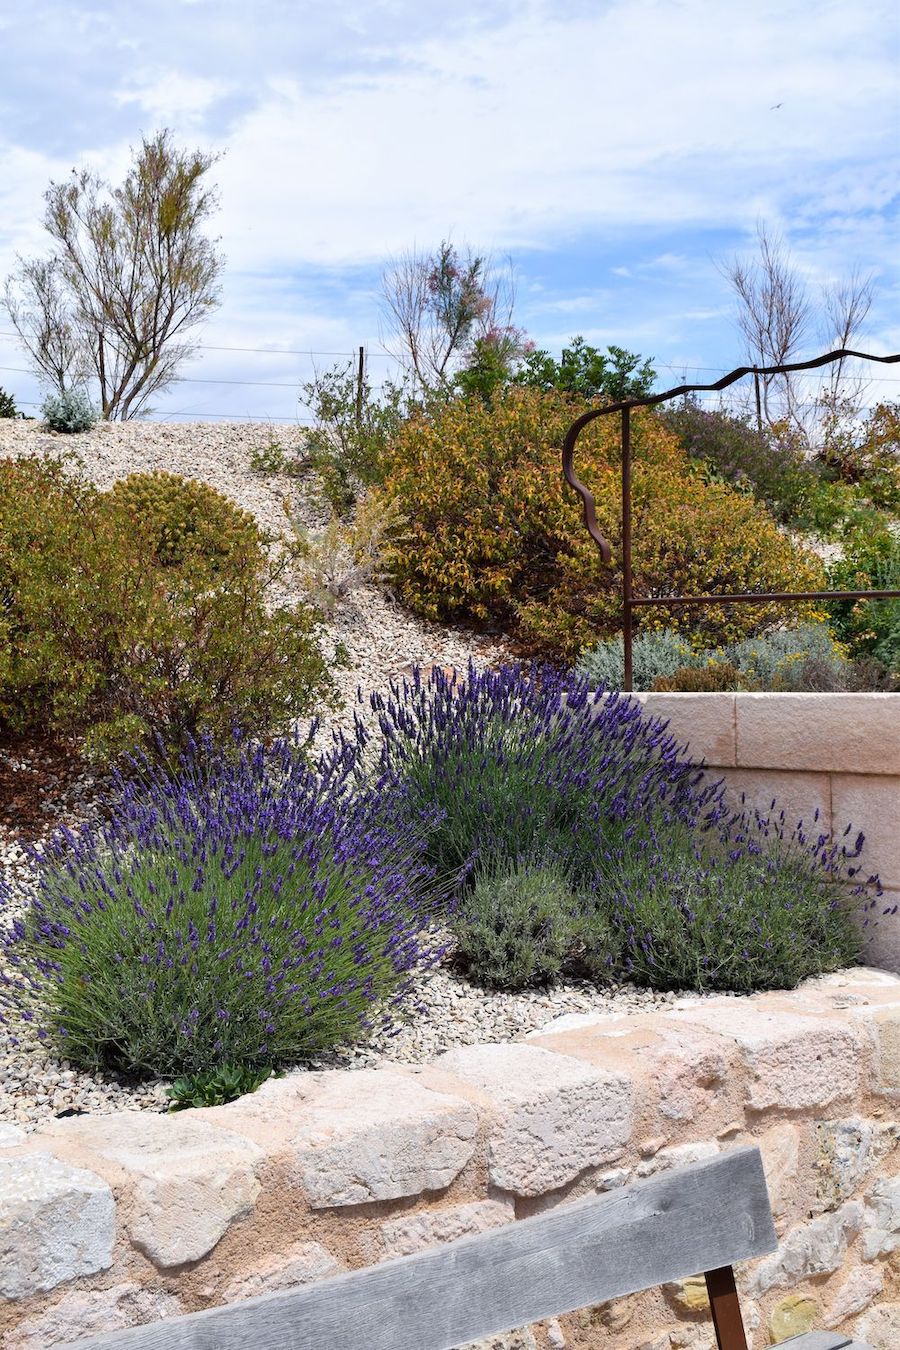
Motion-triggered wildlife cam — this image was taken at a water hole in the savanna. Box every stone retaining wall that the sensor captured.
[2,971,899,1349]
[630,692,900,974]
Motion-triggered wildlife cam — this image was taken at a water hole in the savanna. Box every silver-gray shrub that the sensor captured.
[576,629,702,690]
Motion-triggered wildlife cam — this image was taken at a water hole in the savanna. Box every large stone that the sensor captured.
[722,767,832,838]
[750,1200,863,1294]
[436,1043,632,1196]
[5,1282,182,1349]
[855,1301,900,1350]
[631,692,737,765]
[861,1174,900,1259]
[746,1121,800,1218]
[635,1140,719,1179]
[0,1122,26,1148]
[734,691,900,775]
[219,1242,344,1303]
[0,1151,114,1299]
[38,1112,263,1268]
[825,1265,884,1327]
[529,1018,732,1126]
[832,774,900,890]
[456,1332,537,1350]
[367,1199,515,1261]
[862,1006,900,1094]
[246,1070,479,1209]
[768,1294,818,1342]
[669,1002,862,1110]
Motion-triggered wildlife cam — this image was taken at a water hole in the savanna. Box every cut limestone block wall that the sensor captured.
[1,970,899,1350]
[630,693,900,975]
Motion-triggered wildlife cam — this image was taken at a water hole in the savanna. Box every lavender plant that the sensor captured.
[366,662,722,886]
[0,732,445,1077]
[366,663,873,992]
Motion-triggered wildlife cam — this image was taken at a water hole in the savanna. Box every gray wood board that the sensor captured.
[69,1146,778,1350]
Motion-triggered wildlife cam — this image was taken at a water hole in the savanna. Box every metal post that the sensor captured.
[704,1266,749,1350]
[753,368,762,431]
[355,345,365,427]
[621,405,634,693]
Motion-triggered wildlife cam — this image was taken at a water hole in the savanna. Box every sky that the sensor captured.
[0,0,898,422]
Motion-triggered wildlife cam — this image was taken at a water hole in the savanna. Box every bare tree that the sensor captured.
[3,130,224,419]
[379,240,520,392]
[722,223,874,440]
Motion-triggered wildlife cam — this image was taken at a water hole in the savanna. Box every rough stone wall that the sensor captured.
[632,692,900,975]
[1,970,899,1349]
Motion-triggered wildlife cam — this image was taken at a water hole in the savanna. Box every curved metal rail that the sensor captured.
[561,348,900,690]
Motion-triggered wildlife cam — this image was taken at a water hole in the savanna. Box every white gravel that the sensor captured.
[0,418,702,1130]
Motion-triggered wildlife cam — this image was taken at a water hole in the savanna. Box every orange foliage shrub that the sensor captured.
[379,389,825,663]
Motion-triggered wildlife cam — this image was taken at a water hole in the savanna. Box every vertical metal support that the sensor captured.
[705,1266,749,1350]
[621,405,634,693]
[753,368,762,431]
[355,345,365,426]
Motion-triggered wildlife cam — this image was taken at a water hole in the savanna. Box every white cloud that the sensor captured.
[114,72,233,124]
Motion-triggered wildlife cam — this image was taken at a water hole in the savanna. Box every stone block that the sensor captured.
[746,1121,800,1218]
[768,1293,819,1342]
[832,774,900,890]
[0,1151,114,1298]
[38,1112,263,1268]
[865,1005,900,1092]
[669,1001,863,1110]
[219,1242,344,1303]
[861,1174,900,1259]
[825,1265,884,1327]
[631,692,736,766]
[750,1200,863,1294]
[721,767,832,835]
[635,1140,719,1179]
[815,1117,896,1211]
[254,1069,478,1209]
[528,1019,732,1126]
[4,1282,183,1349]
[860,893,900,975]
[437,1043,632,1196]
[856,1301,900,1349]
[367,1198,515,1261]
[735,692,900,774]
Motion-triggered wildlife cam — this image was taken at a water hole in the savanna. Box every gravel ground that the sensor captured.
[0,418,706,1130]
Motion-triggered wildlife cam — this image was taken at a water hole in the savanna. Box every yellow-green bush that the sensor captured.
[379,389,825,662]
[107,471,262,569]
[0,457,335,760]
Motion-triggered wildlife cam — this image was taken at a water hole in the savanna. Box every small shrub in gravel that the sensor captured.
[40,388,97,433]
[452,856,587,990]
[577,629,702,690]
[165,1064,279,1111]
[0,456,336,760]
[0,733,445,1077]
[0,386,19,418]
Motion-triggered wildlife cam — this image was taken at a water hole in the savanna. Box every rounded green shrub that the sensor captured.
[452,856,586,989]
[0,456,335,759]
[107,471,263,570]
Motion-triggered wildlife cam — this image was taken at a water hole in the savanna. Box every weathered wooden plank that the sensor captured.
[775,1335,872,1349]
[69,1147,777,1350]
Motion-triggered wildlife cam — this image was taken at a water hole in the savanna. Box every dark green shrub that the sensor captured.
[107,471,263,569]
[0,456,336,760]
[0,387,18,418]
[40,388,97,433]
[827,533,900,672]
[661,400,817,523]
[166,1065,278,1110]
[452,857,585,989]
[591,813,862,992]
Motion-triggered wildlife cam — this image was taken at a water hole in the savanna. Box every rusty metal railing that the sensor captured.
[562,348,900,691]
